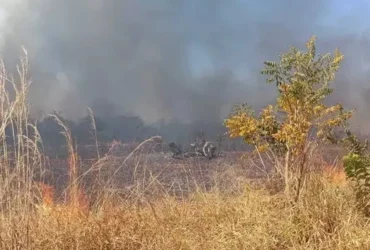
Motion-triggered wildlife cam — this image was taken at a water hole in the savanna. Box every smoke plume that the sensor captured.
[0,0,369,132]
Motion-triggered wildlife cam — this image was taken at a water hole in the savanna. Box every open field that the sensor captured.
[5,139,362,250]
[3,149,370,249]
[1,40,370,250]
[43,140,344,202]
[45,145,255,202]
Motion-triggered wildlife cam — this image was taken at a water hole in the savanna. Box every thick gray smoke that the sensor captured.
[0,0,370,132]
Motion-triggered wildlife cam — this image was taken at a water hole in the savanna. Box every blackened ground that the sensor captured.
[43,140,344,204]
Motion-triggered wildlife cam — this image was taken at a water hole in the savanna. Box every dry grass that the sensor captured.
[2,174,370,249]
[0,52,369,249]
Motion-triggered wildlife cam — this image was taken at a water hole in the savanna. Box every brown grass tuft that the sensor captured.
[322,164,347,186]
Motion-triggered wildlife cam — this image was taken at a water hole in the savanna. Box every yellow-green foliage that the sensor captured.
[225,36,352,156]
[342,130,370,216]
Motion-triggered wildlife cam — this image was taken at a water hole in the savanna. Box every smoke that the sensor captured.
[0,0,369,131]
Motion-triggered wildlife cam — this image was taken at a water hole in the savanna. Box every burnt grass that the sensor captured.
[43,140,345,203]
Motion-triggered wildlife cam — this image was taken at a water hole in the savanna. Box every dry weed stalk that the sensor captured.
[87,106,100,159]
[49,109,164,210]
[50,114,83,209]
[105,136,162,182]
[87,135,163,208]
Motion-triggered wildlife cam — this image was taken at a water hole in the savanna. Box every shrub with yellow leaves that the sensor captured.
[225,36,353,202]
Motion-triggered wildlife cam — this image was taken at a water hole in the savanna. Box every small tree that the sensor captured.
[224,36,353,201]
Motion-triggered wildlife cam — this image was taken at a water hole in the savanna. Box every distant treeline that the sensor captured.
[32,113,247,157]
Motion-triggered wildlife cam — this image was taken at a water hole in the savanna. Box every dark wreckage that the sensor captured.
[168,137,217,160]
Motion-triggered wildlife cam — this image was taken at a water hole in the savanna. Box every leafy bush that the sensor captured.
[341,130,370,216]
[224,36,353,201]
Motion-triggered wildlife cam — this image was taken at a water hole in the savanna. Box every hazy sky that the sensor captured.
[0,0,369,131]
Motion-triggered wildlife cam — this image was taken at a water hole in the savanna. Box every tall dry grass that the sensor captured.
[0,48,44,216]
[2,172,370,249]
[0,51,369,249]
